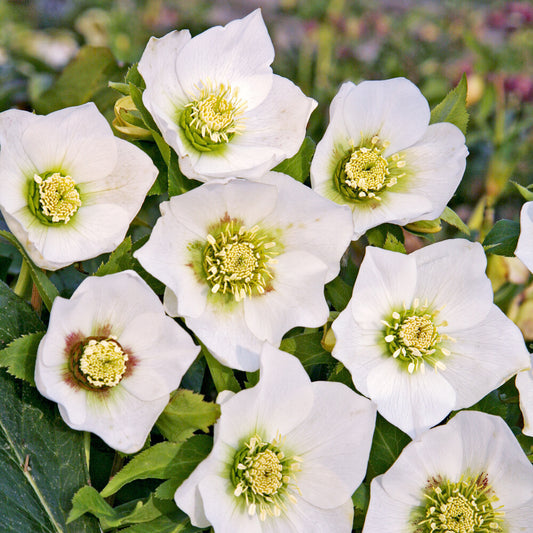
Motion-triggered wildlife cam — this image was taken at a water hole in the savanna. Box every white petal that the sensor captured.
[258,171,353,281]
[412,239,494,330]
[215,345,313,449]
[516,358,533,437]
[198,474,262,533]
[285,381,376,508]
[401,122,468,220]
[363,476,413,533]
[342,78,430,154]
[366,356,456,438]
[515,201,533,273]
[505,498,533,532]
[21,103,118,182]
[185,303,263,372]
[174,10,274,111]
[442,306,530,409]
[243,250,329,346]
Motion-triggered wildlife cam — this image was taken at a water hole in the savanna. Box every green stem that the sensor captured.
[83,432,91,474]
[14,259,32,300]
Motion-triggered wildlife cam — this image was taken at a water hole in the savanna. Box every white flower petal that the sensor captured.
[215,345,313,448]
[515,201,533,273]
[244,250,329,346]
[21,103,118,182]
[366,356,456,438]
[505,499,533,532]
[516,357,533,437]
[174,10,274,111]
[285,381,376,509]
[401,122,468,220]
[185,304,264,372]
[412,239,494,330]
[442,306,530,409]
[341,78,430,154]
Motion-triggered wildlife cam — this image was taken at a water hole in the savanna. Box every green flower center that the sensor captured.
[202,219,280,302]
[413,475,505,533]
[231,434,302,521]
[28,172,81,225]
[333,135,406,202]
[68,336,128,390]
[180,81,245,152]
[382,299,453,374]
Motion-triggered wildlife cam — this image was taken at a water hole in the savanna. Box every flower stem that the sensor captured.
[14,259,32,300]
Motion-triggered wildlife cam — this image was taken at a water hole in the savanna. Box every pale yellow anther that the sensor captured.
[79,338,128,388]
[35,172,81,223]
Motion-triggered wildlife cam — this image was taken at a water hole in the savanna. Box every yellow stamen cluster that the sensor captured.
[414,476,505,533]
[34,172,81,223]
[203,221,279,302]
[335,135,407,201]
[185,81,245,144]
[383,299,453,374]
[231,434,302,521]
[79,338,128,388]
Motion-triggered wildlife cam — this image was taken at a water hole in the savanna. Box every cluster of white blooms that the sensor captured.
[0,8,531,533]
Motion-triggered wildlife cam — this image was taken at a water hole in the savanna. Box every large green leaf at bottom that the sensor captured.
[0,369,98,532]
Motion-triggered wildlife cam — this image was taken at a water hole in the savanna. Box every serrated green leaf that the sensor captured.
[512,181,533,202]
[153,437,213,501]
[96,237,135,276]
[272,137,316,183]
[367,414,411,479]
[430,74,469,135]
[0,230,60,311]
[119,511,199,533]
[280,329,333,368]
[0,331,44,385]
[125,64,145,89]
[440,206,471,235]
[101,436,212,498]
[482,219,520,257]
[366,224,406,252]
[202,346,240,394]
[33,46,125,117]
[156,389,220,444]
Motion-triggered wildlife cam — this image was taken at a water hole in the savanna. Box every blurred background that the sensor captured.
[0,0,532,335]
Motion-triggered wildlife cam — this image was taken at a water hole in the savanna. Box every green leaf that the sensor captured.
[430,73,469,135]
[119,511,200,533]
[325,276,353,312]
[352,482,370,530]
[125,63,145,89]
[0,230,60,311]
[366,414,411,479]
[512,181,533,202]
[0,331,44,385]
[100,436,212,498]
[440,206,471,235]
[153,436,213,500]
[272,137,316,183]
[203,346,240,394]
[366,224,406,253]
[482,219,520,257]
[156,389,221,444]
[96,236,135,276]
[33,46,125,117]
[280,329,334,368]
[0,368,97,532]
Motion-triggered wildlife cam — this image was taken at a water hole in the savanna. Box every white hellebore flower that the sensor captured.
[363,411,533,533]
[516,353,533,437]
[0,103,158,270]
[311,78,468,240]
[138,9,316,181]
[134,171,353,371]
[332,239,530,438]
[35,270,200,454]
[515,200,533,273]
[175,344,377,532]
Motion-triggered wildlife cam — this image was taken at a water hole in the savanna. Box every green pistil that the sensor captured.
[231,434,302,521]
[180,81,245,152]
[201,218,281,302]
[382,299,452,374]
[412,475,505,533]
[333,135,407,202]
